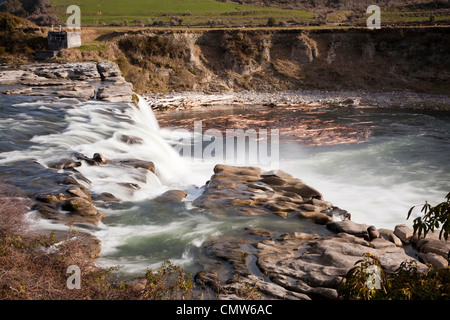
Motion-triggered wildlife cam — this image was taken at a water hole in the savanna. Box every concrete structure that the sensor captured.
[48,31,81,51]
[35,30,81,60]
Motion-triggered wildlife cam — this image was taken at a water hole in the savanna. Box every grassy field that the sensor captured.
[50,0,316,27]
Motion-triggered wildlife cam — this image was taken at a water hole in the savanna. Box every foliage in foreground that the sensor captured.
[0,182,194,300]
[338,253,450,300]
[407,192,450,241]
[340,193,450,300]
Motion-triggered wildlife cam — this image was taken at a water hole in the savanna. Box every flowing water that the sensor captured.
[0,94,449,278]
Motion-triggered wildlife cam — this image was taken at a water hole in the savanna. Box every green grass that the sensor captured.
[50,0,315,26]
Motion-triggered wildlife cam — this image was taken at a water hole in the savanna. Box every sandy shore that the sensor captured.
[144,90,450,111]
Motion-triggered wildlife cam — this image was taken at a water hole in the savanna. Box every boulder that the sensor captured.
[389,233,403,247]
[66,186,92,201]
[394,224,414,243]
[367,226,380,240]
[378,228,402,246]
[62,197,99,217]
[415,237,450,261]
[326,220,370,239]
[97,82,134,103]
[418,252,448,269]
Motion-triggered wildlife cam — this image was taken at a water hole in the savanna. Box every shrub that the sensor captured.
[0,181,30,236]
[143,260,194,300]
[338,253,450,300]
[267,17,277,27]
[407,192,450,240]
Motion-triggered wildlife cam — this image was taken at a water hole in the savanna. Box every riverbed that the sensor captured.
[0,91,449,278]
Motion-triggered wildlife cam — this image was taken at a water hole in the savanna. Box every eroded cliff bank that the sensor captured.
[73,26,450,95]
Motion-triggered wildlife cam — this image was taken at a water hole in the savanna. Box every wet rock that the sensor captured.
[92,192,121,203]
[120,134,144,145]
[66,186,92,201]
[74,152,98,166]
[322,206,351,221]
[62,197,99,217]
[31,202,61,220]
[35,192,71,203]
[275,181,323,200]
[116,159,155,173]
[93,153,108,165]
[48,158,82,170]
[261,169,293,179]
[297,210,332,225]
[119,182,141,190]
[154,190,187,202]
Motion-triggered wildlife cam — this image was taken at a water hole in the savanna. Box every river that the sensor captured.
[0,93,449,278]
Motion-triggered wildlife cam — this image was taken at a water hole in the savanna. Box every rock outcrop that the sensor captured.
[193,164,348,224]
[0,61,134,103]
[17,151,157,226]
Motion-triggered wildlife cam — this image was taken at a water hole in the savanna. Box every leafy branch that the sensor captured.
[407,192,450,241]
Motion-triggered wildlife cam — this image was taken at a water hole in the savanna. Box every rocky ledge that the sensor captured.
[193,164,349,223]
[0,61,134,103]
[194,164,450,300]
[31,152,156,227]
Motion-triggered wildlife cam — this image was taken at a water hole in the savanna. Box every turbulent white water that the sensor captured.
[0,94,449,277]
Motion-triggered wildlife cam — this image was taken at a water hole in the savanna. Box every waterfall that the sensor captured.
[68,95,193,201]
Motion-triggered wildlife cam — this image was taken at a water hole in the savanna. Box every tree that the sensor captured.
[407,192,450,240]
[0,0,25,17]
